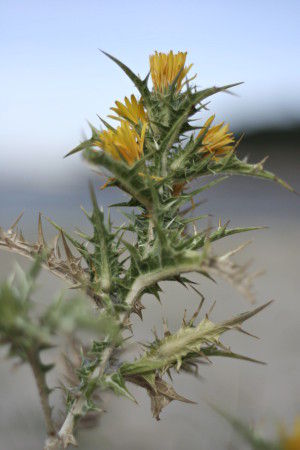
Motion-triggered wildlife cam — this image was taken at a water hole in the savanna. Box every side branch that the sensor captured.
[0,224,103,307]
[0,224,86,286]
[124,255,207,307]
[125,243,259,308]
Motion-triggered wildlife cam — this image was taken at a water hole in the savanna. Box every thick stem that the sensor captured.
[28,351,56,438]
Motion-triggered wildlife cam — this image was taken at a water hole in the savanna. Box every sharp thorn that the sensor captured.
[38,213,46,247]
[9,211,24,230]
[60,231,74,263]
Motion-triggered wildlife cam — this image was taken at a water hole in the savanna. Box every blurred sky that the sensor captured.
[1,0,300,186]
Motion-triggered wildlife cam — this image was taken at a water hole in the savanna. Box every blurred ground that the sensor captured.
[0,128,299,450]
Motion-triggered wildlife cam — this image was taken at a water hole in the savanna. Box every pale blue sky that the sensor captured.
[1,0,300,185]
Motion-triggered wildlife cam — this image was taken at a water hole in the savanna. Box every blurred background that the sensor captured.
[0,1,299,449]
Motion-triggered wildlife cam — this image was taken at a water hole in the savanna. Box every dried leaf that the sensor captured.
[127,374,195,420]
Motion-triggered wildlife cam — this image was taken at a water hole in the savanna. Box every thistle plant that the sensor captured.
[0,50,294,449]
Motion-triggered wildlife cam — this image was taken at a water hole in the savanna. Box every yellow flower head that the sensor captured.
[109,94,147,125]
[97,121,147,166]
[197,115,235,157]
[282,417,300,450]
[149,51,193,93]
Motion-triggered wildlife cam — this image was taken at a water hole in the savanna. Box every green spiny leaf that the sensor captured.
[83,149,152,209]
[101,371,137,403]
[100,50,151,105]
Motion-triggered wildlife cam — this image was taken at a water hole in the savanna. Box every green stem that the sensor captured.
[28,351,56,437]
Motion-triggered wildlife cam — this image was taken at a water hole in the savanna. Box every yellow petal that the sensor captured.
[149,51,193,92]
